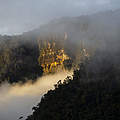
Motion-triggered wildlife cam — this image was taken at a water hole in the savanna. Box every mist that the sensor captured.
[0,71,72,120]
[0,0,120,120]
[25,8,120,58]
[0,0,120,35]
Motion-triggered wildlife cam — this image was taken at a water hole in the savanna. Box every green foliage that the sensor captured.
[0,34,73,83]
[0,35,43,83]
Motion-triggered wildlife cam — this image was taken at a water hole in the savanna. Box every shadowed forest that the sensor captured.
[0,8,120,120]
[0,9,120,84]
[26,50,120,120]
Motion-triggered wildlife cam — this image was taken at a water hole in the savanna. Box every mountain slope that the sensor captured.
[0,9,120,83]
[26,50,120,120]
[25,9,120,51]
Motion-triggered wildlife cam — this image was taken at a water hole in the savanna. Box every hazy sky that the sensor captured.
[0,0,120,35]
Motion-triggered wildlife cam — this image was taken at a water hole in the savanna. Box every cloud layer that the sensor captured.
[0,0,120,35]
[0,71,72,120]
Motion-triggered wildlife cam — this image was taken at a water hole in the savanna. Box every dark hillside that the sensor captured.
[0,36,43,83]
[26,50,120,120]
[0,9,120,83]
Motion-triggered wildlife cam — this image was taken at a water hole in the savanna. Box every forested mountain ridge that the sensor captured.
[0,9,120,83]
[0,35,43,83]
[26,9,120,51]
[0,34,73,83]
[26,50,120,120]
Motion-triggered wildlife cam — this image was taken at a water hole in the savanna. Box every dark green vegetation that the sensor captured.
[1,9,120,84]
[0,35,43,83]
[0,34,73,84]
[26,50,120,120]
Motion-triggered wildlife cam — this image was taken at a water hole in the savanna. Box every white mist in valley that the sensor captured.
[0,71,72,120]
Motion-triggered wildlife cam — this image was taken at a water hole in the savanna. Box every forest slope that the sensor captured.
[26,50,120,120]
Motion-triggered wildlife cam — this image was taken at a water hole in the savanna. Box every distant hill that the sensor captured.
[24,9,120,51]
[0,9,120,83]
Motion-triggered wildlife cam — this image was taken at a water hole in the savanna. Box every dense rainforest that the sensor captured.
[26,50,120,120]
[0,34,74,84]
[1,9,120,84]
[0,35,43,83]
[0,9,120,119]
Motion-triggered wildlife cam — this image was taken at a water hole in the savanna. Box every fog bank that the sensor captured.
[0,71,72,120]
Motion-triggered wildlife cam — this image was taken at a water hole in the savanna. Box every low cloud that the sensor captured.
[0,0,120,35]
[0,71,72,120]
